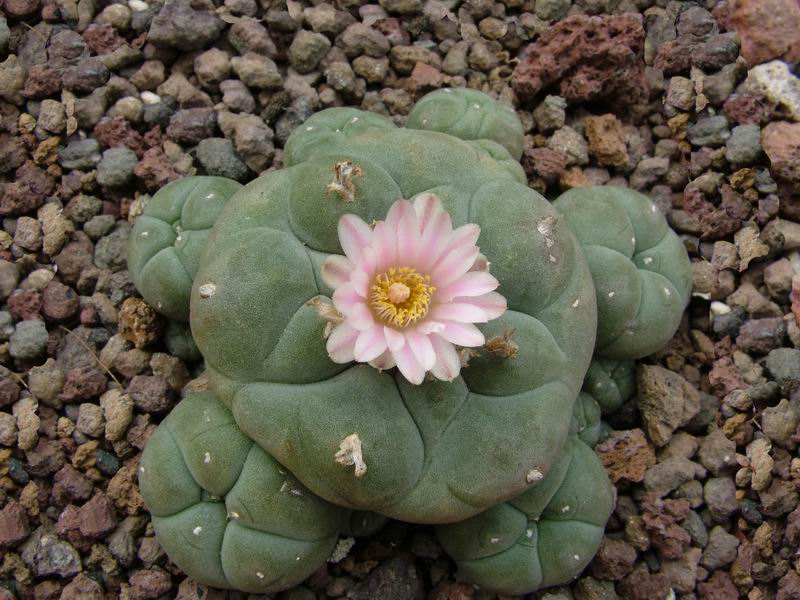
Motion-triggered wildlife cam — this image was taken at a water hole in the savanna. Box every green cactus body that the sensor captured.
[128,177,242,323]
[128,88,694,597]
[553,187,692,360]
[436,436,614,596]
[189,111,598,524]
[138,392,343,593]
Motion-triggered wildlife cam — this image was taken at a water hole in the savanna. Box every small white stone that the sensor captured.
[140,91,161,104]
[198,282,216,299]
[193,526,203,535]
[204,452,211,464]
[128,0,148,11]
[643,256,653,265]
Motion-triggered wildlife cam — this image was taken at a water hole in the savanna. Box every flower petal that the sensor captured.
[384,326,406,352]
[418,320,445,335]
[464,292,507,320]
[469,252,490,272]
[440,321,485,347]
[332,282,364,314]
[372,221,397,271]
[354,325,388,362]
[413,193,444,233]
[394,343,425,384]
[326,323,359,363]
[391,202,420,263]
[370,349,396,370]
[430,302,488,323]
[406,329,437,371]
[321,255,354,290]
[438,271,500,300]
[416,208,453,271]
[430,334,461,381]
[448,224,481,250]
[338,214,373,263]
[348,302,375,331]
[350,269,370,298]
[430,245,480,287]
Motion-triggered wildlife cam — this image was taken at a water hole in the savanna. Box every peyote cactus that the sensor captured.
[130,88,692,595]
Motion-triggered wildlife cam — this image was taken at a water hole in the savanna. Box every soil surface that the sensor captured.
[1,0,800,599]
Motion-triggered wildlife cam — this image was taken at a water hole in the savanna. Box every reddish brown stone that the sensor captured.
[52,464,94,506]
[0,161,56,217]
[134,147,180,192]
[61,573,103,600]
[22,65,63,99]
[618,563,671,600]
[596,429,656,483]
[54,238,95,286]
[684,185,751,240]
[59,366,108,403]
[763,121,800,185]
[584,114,628,167]
[512,14,648,110]
[78,492,118,539]
[94,117,146,157]
[8,290,42,321]
[0,501,30,548]
[590,537,638,580]
[641,495,691,560]
[727,0,800,66]
[4,0,40,18]
[41,281,80,323]
[723,94,774,126]
[698,571,739,600]
[0,377,21,407]
[83,24,126,55]
[129,569,172,600]
[521,146,567,183]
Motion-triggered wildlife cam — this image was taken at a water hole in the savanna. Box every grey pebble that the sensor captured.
[194,138,249,181]
[96,147,139,188]
[58,138,102,170]
[9,320,49,361]
[725,124,762,166]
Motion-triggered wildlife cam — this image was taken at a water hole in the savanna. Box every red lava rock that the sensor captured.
[596,429,656,483]
[166,107,217,145]
[83,23,126,55]
[617,563,671,600]
[59,366,108,403]
[60,573,103,600]
[129,569,172,600]
[54,237,95,286]
[7,290,42,321]
[521,147,567,183]
[406,62,443,92]
[762,121,800,186]
[590,537,638,580]
[0,161,56,217]
[94,117,147,157]
[0,377,21,407]
[684,185,751,240]
[726,0,800,66]
[52,464,94,506]
[25,438,67,477]
[41,280,80,323]
[736,317,787,354]
[22,65,63,100]
[512,14,647,111]
[641,495,692,559]
[778,570,800,600]
[698,570,739,600]
[134,147,180,192]
[33,581,63,600]
[78,492,118,539]
[723,94,774,126]
[0,501,30,548]
[108,456,146,514]
[127,375,174,414]
[4,0,40,18]
[0,133,27,174]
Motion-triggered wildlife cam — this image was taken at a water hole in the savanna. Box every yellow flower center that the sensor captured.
[370,267,435,328]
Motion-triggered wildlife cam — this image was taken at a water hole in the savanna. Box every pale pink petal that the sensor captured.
[384,327,406,352]
[321,255,354,290]
[413,193,444,233]
[326,323,359,363]
[372,221,397,270]
[405,329,436,371]
[430,245,480,287]
[370,349,396,370]
[430,302,488,323]
[440,321,485,347]
[463,292,507,320]
[438,271,499,301]
[469,253,489,272]
[418,320,445,335]
[394,206,420,262]
[393,343,425,384]
[348,302,375,331]
[416,209,453,271]
[448,224,480,250]
[354,325,388,362]
[430,334,461,381]
[338,215,373,263]
[385,199,415,229]
[356,246,377,275]
[350,270,370,298]
[332,282,364,314]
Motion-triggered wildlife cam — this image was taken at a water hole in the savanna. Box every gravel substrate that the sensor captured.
[2,0,800,598]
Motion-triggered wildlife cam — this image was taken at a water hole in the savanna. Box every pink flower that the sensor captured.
[321,194,507,384]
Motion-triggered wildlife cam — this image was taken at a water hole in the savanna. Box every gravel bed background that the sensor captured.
[1,0,800,598]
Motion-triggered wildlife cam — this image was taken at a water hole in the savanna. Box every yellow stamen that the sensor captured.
[370,267,435,328]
